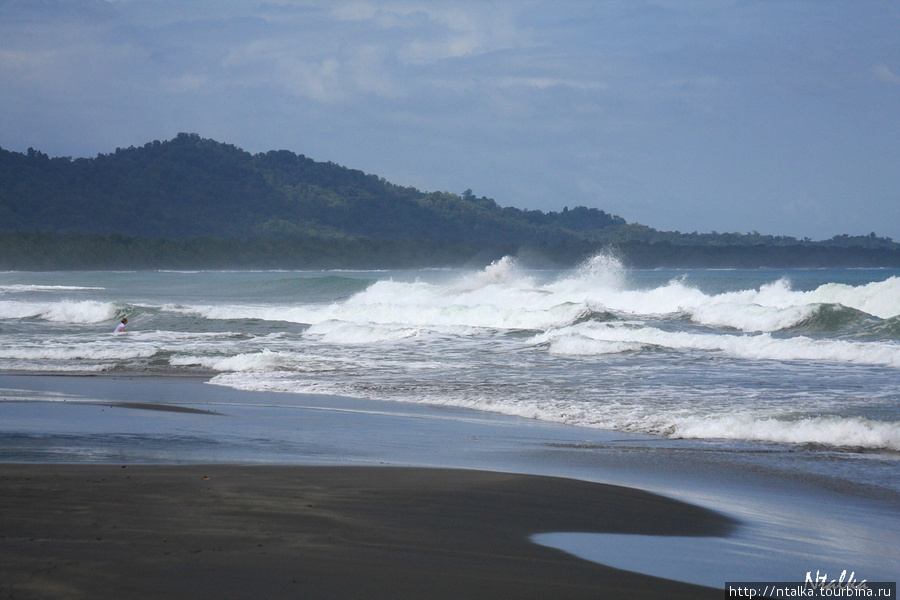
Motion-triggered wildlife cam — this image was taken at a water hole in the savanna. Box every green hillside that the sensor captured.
[1,133,897,269]
[0,133,623,243]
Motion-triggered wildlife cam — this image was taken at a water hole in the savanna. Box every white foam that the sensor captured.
[165,261,897,338]
[534,322,900,367]
[209,371,347,396]
[0,362,109,373]
[162,257,900,367]
[208,371,900,451]
[171,349,297,372]
[0,342,158,361]
[168,303,328,324]
[672,414,900,450]
[684,277,900,330]
[0,284,104,293]
[803,277,900,320]
[688,298,821,332]
[304,320,426,343]
[6,260,896,454]
[0,300,120,323]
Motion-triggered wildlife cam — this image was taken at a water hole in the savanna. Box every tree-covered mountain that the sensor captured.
[0,133,624,244]
[1,133,897,269]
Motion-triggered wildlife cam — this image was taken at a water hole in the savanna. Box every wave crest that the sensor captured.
[670,414,900,451]
[0,300,121,323]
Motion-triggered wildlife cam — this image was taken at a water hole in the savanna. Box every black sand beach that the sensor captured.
[0,464,733,599]
[1,374,898,597]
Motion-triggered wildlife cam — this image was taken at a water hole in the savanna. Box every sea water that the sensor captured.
[1,256,898,495]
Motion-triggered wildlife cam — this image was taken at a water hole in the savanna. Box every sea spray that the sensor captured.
[2,263,898,458]
[573,250,627,289]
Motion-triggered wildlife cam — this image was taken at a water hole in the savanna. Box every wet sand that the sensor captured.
[0,463,734,599]
[2,374,897,594]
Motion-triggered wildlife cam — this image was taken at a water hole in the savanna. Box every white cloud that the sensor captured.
[319,2,532,65]
[220,34,400,102]
[658,75,722,89]
[0,48,53,73]
[346,44,402,97]
[495,76,607,91]
[398,35,482,65]
[160,73,209,93]
[1,0,899,239]
[279,57,344,102]
[330,1,380,21]
[872,64,900,85]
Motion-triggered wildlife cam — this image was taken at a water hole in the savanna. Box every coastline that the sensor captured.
[0,463,731,599]
[1,373,898,596]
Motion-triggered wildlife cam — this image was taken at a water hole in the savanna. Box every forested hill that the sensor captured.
[0,133,624,243]
[1,133,898,268]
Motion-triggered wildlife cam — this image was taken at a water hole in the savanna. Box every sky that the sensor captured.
[1,0,898,241]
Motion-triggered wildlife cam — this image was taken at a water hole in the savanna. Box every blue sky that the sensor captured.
[1,0,898,240]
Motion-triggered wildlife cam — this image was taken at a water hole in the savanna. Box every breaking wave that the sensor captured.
[0,300,122,323]
[2,257,899,453]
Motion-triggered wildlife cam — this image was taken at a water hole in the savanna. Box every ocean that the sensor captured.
[1,255,899,496]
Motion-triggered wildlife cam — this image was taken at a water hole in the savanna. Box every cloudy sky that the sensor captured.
[1,0,898,240]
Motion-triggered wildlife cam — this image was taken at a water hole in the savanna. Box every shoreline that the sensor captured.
[2,373,898,593]
[0,463,732,599]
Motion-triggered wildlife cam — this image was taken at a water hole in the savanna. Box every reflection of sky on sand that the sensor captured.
[533,455,900,586]
[535,517,897,588]
[534,533,811,588]
[1,374,898,587]
[0,375,627,466]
